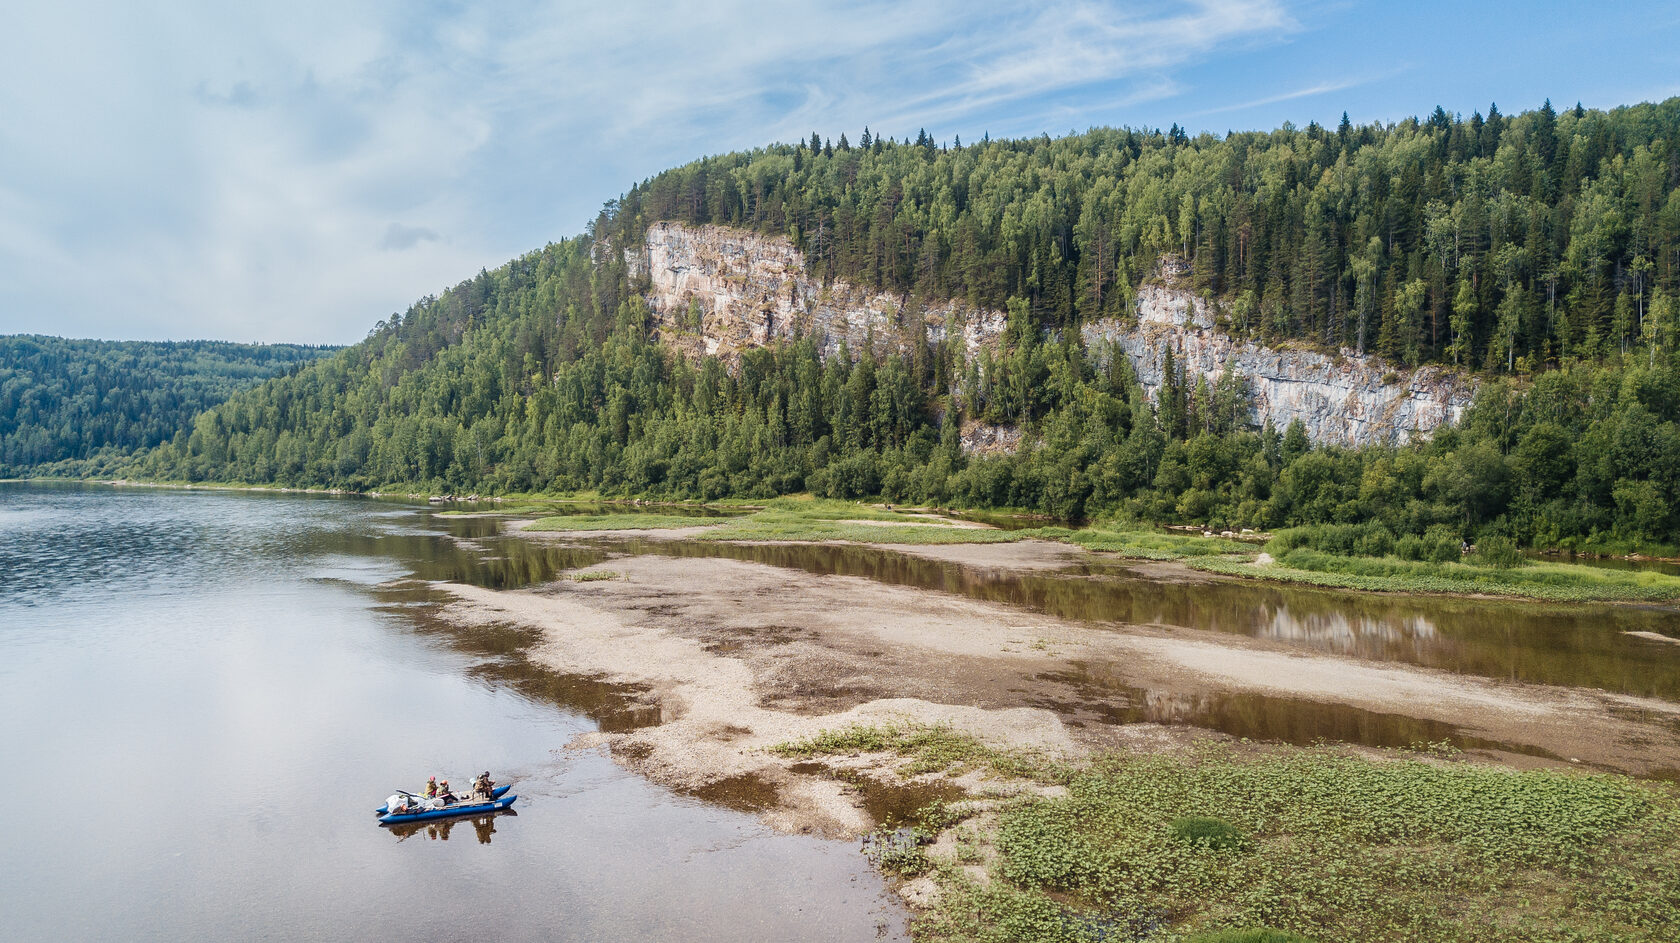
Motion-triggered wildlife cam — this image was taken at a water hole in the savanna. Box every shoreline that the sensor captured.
[435,540,1680,782]
[13,477,1680,605]
[419,524,1680,935]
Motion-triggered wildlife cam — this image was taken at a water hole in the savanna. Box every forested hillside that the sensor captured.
[130,100,1680,551]
[612,99,1680,371]
[0,336,334,476]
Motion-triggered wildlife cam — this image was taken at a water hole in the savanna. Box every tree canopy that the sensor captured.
[0,336,334,476]
[40,98,1680,552]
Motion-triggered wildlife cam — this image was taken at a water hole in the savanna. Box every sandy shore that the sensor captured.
[426,538,1680,837]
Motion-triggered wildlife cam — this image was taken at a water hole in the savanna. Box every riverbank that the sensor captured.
[33,478,1680,603]
[522,497,1680,605]
[779,723,1680,943]
[1190,551,1680,603]
[423,517,1680,934]
[419,518,1680,939]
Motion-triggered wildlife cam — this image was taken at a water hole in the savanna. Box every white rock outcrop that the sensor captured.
[1080,291,1475,448]
[626,222,1476,448]
[629,221,1002,362]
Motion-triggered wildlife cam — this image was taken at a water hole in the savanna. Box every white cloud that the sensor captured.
[0,0,1298,344]
[1187,74,1392,118]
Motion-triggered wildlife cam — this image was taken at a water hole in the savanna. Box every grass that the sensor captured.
[1064,527,1252,559]
[771,722,1066,782]
[1185,932,1315,943]
[525,512,723,532]
[523,496,1257,556]
[568,570,620,582]
[789,726,1680,943]
[693,496,1027,544]
[701,515,1025,544]
[1194,547,1680,603]
[437,503,549,515]
[520,495,1680,604]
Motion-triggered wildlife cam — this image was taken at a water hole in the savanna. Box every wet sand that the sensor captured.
[428,538,1680,838]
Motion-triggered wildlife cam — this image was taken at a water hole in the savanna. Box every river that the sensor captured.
[0,483,905,943]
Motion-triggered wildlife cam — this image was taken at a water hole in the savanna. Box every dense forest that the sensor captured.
[113,99,1680,551]
[0,336,334,476]
[612,99,1680,372]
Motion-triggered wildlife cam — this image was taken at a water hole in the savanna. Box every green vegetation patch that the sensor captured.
[771,722,1064,782]
[530,497,1259,557]
[1184,931,1315,943]
[699,514,1023,545]
[525,513,721,532]
[1168,815,1246,851]
[1065,527,1252,559]
[437,504,549,516]
[1196,548,1680,602]
[916,744,1680,943]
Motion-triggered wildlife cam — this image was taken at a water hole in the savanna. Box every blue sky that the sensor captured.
[3,1,1677,345]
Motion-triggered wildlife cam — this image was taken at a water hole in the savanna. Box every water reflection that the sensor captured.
[623,539,1680,700]
[1037,665,1559,760]
[0,483,908,943]
[385,810,517,843]
[320,523,609,589]
[378,587,667,731]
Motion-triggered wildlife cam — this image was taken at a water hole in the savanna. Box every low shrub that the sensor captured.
[1472,535,1523,569]
[1270,522,1401,558]
[1169,815,1246,851]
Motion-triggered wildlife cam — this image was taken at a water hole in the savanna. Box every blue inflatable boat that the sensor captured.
[378,792,517,825]
[376,785,509,814]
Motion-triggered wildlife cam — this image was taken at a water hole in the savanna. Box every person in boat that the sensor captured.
[472,771,495,800]
[423,776,438,799]
[438,780,456,804]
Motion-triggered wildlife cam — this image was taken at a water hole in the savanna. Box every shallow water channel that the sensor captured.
[588,535,1680,771]
[407,509,1680,771]
[0,484,905,943]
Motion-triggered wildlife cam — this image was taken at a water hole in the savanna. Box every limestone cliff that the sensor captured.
[627,221,1002,361]
[625,222,1476,448]
[1079,283,1476,448]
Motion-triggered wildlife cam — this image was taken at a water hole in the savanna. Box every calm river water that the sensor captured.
[0,483,904,943]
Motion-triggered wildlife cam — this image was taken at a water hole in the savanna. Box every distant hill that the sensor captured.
[0,335,337,476]
[116,99,1680,549]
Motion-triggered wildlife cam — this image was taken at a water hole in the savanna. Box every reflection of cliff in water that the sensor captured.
[1038,664,1558,759]
[620,538,1680,700]
[1256,607,1438,652]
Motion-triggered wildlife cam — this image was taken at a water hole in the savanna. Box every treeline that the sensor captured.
[611,99,1680,372]
[0,335,334,475]
[129,207,1680,551]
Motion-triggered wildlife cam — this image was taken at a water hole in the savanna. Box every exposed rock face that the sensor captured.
[629,221,1003,362]
[958,420,1023,456]
[1081,286,1476,448]
[628,222,1475,448]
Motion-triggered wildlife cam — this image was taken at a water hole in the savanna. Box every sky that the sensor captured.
[2,1,1678,346]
